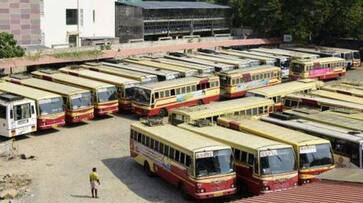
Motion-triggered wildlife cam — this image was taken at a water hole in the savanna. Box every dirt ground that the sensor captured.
[0,67,362,203]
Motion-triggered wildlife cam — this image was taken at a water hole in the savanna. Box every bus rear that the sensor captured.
[130,122,236,199]
[0,93,37,137]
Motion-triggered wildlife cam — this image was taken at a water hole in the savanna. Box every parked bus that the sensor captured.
[81,63,158,83]
[283,109,363,132]
[284,47,341,58]
[102,62,181,81]
[283,93,363,112]
[147,57,215,74]
[195,52,261,67]
[289,57,346,80]
[169,97,274,125]
[59,67,139,111]
[219,50,276,66]
[130,121,236,199]
[251,48,319,60]
[310,90,363,105]
[239,50,290,77]
[132,75,220,117]
[319,46,361,68]
[0,92,37,137]
[123,58,198,77]
[32,70,119,116]
[178,123,298,194]
[0,81,65,130]
[165,55,235,72]
[327,108,363,121]
[247,80,323,111]
[322,84,363,98]
[217,117,335,184]
[191,52,259,68]
[261,114,363,168]
[6,76,94,123]
[217,66,281,98]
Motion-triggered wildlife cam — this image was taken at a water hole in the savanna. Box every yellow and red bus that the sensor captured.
[6,76,94,124]
[130,121,236,199]
[169,97,274,125]
[0,81,65,130]
[246,79,323,111]
[319,46,361,69]
[132,75,220,117]
[60,66,139,111]
[178,123,298,194]
[289,57,346,80]
[217,66,281,98]
[218,117,335,184]
[32,70,118,116]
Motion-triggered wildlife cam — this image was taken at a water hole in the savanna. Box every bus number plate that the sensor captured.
[196,151,213,159]
[300,146,316,154]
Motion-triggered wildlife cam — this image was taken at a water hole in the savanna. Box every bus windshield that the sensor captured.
[195,149,233,177]
[71,92,92,110]
[299,144,333,169]
[260,148,295,175]
[97,87,117,103]
[133,87,151,105]
[14,103,31,121]
[125,87,135,99]
[39,97,64,116]
[353,51,360,59]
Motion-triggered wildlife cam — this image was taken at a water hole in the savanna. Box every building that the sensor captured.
[115,1,231,43]
[0,0,41,46]
[0,0,116,48]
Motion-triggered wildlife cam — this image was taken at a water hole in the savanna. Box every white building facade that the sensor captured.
[40,0,116,48]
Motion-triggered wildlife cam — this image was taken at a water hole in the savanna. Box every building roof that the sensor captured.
[117,1,230,10]
[231,180,363,203]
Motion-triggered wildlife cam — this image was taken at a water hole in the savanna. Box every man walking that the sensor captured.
[89,167,100,198]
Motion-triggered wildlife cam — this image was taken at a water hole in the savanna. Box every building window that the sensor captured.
[66,9,78,25]
[93,10,96,23]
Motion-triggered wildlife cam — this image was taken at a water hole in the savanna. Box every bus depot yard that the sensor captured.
[0,46,362,203]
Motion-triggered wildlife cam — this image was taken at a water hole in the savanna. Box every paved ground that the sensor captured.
[0,66,362,203]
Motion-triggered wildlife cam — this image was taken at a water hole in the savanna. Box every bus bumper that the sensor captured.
[193,188,236,199]
[66,112,94,123]
[225,91,247,99]
[95,105,119,116]
[37,116,66,130]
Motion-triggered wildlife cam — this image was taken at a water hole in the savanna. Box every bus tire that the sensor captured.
[143,161,155,177]
[159,108,168,117]
[180,184,192,200]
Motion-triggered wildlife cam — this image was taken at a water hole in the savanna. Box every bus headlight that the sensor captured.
[231,184,235,188]
[262,186,270,191]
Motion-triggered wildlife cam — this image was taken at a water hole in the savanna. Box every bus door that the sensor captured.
[360,142,363,168]
[0,104,9,135]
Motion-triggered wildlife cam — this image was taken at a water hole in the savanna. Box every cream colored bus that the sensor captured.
[310,90,363,105]
[169,97,274,125]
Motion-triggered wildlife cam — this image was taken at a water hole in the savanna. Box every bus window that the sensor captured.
[181,87,186,94]
[241,151,247,163]
[234,149,241,161]
[192,85,196,92]
[14,103,31,121]
[0,105,6,119]
[299,144,333,169]
[171,89,176,96]
[176,88,180,95]
[186,86,191,93]
[186,155,191,167]
[248,154,254,166]
[154,92,159,99]
[180,152,185,164]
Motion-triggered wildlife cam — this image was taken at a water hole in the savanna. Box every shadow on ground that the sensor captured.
[102,157,244,203]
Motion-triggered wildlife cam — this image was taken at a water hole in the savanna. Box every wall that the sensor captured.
[41,0,115,48]
[115,4,144,43]
[0,0,41,45]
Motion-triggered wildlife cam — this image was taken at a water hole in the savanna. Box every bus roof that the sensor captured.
[165,55,234,71]
[124,58,198,76]
[217,117,328,146]
[0,81,61,101]
[251,48,319,59]
[310,90,363,105]
[218,65,280,76]
[285,93,363,111]
[31,70,115,90]
[149,58,214,73]
[284,109,363,132]
[136,75,218,91]
[179,123,292,153]
[261,116,363,143]
[219,50,277,62]
[292,57,345,64]
[242,51,289,60]
[82,63,158,83]
[322,84,363,97]
[131,122,229,153]
[192,52,254,67]
[60,67,139,86]
[248,80,323,98]
[5,76,89,96]
[327,109,363,121]
[319,46,358,53]
[171,97,273,120]
[287,47,339,56]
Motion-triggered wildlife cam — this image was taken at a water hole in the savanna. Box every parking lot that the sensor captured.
[0,67,362,203]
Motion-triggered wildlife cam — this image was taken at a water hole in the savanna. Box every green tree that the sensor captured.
[0,32,25,59]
